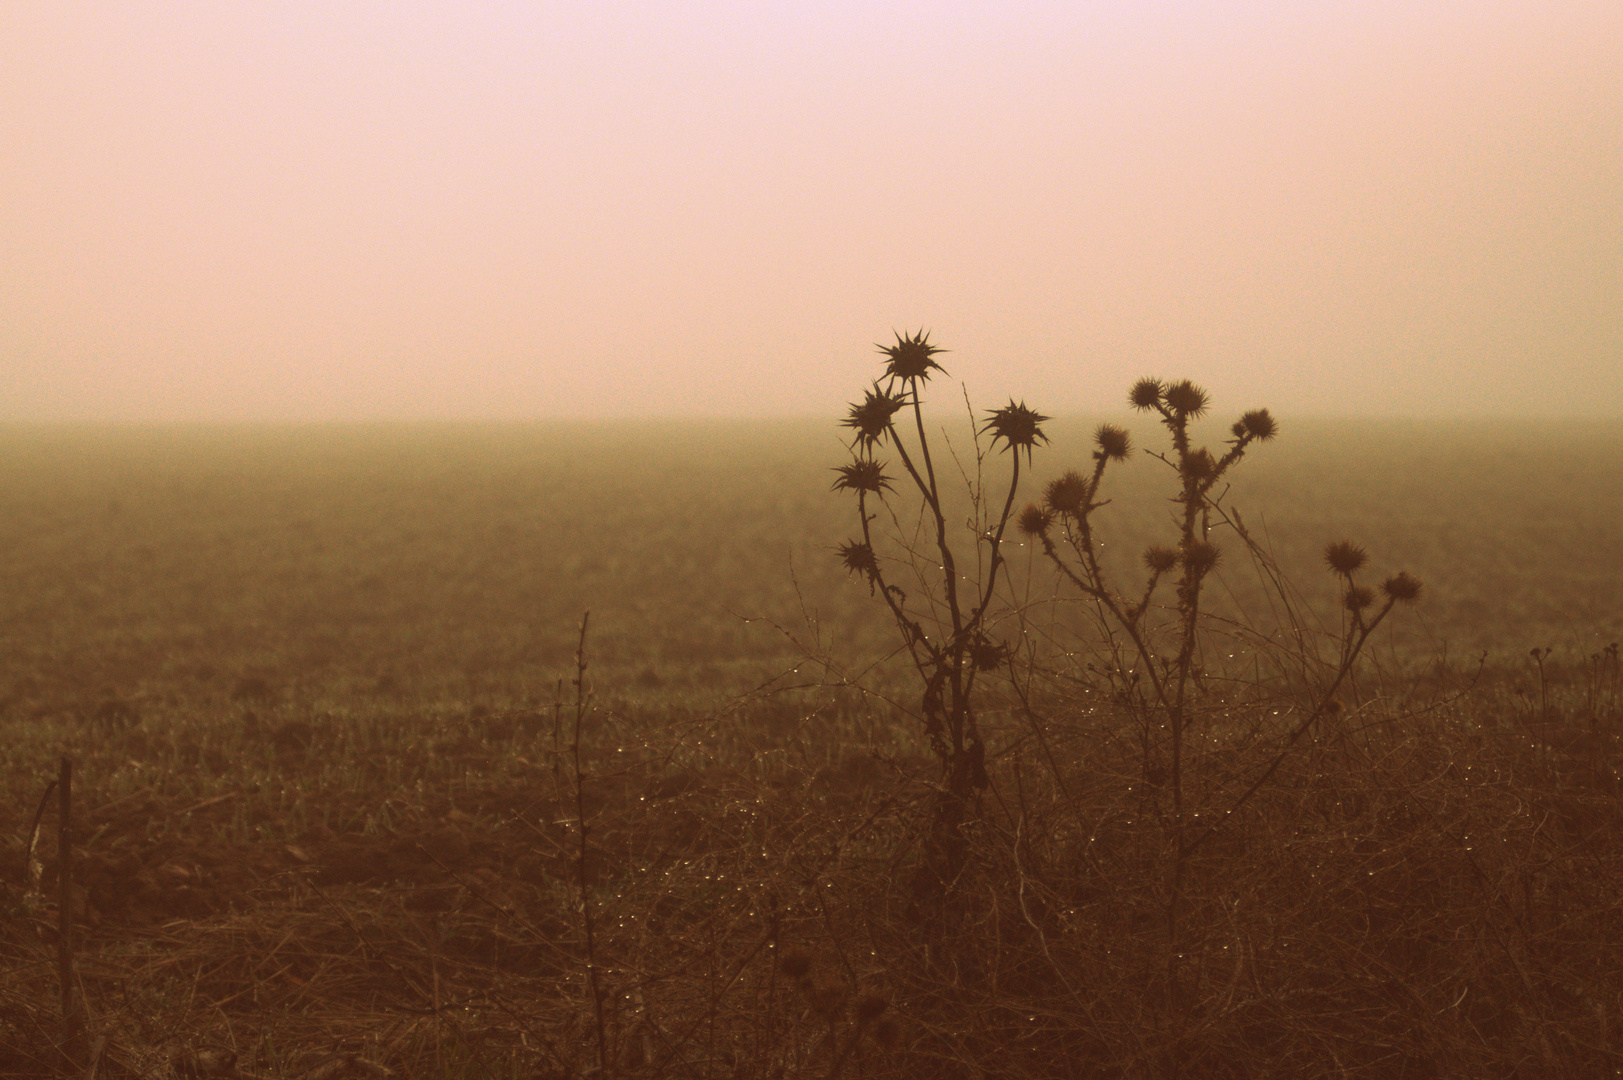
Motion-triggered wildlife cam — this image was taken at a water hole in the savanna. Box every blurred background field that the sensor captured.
[1,415,1618,722]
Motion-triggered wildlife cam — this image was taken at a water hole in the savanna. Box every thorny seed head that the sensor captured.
[836,540,878,580]
[877,329,947,383]
[1382,572,1423,602]
[1044,471,1090,514]
[1181,539,1221,574]
[1324,541,1368,576]
[981,400,1050,462]
[1017,503,1053,537]
[1180,448,1217,481]
[1129,378,1164,410]
[1163,380,1210,417]
[831,458,894,495]
[1144,545,1180,573]
[1344,585,1376,612]
[1094,424,1132,461]
[1237,409,1278,441]
[842,386,906,451]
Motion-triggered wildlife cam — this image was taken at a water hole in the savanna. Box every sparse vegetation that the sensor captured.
[0,383,1621,1077]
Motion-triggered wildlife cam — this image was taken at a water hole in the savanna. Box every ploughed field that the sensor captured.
[0,417,1620,1078]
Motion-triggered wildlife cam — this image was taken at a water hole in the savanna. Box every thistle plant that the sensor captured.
[1018,378,1279,820]
[832,331,1045,903]
[1016,377,1424,991]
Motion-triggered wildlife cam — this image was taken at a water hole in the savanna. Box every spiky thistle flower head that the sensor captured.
[1180,448,1217,481]
[837,540,878,579]
[1238,409,1277,441]
[981,400,1050,461]
[1382,572,1423,602]
[1129,378,1164,410]
[1144,545,1180,573]
[1044,471,1090,515]
[831,458,894,495]
[1017,503,1052,537]
[842,386,906,451]
[1181,539,1221,574]
[877,329,947,383]
[1344,585,1376,612]
[1163,379,1209,418]
[1323,541,1368,576]
[1094,424,1132,461]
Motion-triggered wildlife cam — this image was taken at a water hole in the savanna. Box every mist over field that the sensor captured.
[3,416,1618,710]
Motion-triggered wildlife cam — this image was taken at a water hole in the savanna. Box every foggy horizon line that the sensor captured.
[4,409,1622,429]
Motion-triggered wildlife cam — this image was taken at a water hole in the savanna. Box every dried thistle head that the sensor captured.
[981,400,1050,462]
[1323,541,1368,576]
[1236,409,1277,441]
[1344,585,1376,612]
[1044,471,1090,514]
[831,459,894,495]
[837,540,878,579]
[877,329,947,383]
[1382,572,1423,602]
[1129,378,1164,410]
[1162,380,1209,418]
[1143,545,1179,573]
[1017,504,1052,537]
[1181,539,1221,574]
[1094,424,1132,461]
[842,386,906,451]
[1180,448,1217,481]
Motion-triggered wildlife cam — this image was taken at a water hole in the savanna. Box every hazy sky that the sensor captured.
[3,1,1619,421]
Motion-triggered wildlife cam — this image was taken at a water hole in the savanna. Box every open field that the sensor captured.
[2,416,1622,1078]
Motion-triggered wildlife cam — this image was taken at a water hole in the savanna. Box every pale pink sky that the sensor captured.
[3,1,1619,420]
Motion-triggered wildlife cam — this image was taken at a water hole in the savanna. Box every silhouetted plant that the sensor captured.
[831,330,1045,908]
[1017,377,1424,1003]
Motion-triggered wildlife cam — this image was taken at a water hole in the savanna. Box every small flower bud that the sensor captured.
[1181,539,1221,574]
[1323,541,1368,575]
[1382,572,1422,602]
[1017,504,1052,537]
[1240,409,1277,440]
[1143,545,1179,573]
[877,329,947,382]
[831,459,894,494]
[1344,585,1376,612]
[1163,380,1209,417]
[1094,424,1132,461]
[1128,378,1164,410]
[1044,471,1089,514]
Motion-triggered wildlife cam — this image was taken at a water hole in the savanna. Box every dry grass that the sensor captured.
[3,659,1622,1078]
